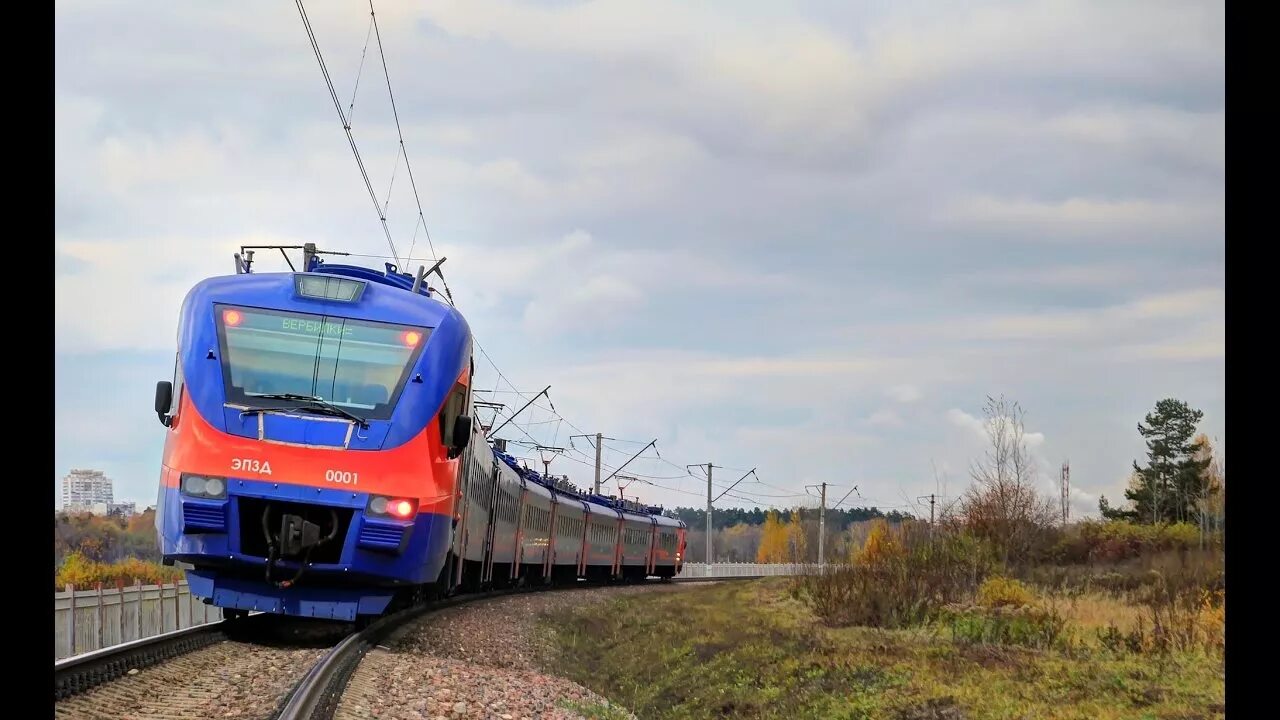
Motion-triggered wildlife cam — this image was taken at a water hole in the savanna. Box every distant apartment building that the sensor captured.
[61,469,114,512]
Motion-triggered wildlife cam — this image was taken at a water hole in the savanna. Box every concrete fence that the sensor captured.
[52,564,798,660]
[678,562,802,578]
[54,581,224,661]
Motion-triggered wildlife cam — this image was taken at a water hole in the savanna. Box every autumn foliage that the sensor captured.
[54,508,161,567]
[756,508,808,563]
[56,552,182,590]
[54,508,180,590]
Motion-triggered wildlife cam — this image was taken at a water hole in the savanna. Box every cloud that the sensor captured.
[1043,105,1224,173]
[939,196,1223,241]
[886,384,922,403]
[897,289,1224,365]
[946,408,1046,448]
[946,409,986,437]
[1069,486,1098,519]
[866,410,904,428]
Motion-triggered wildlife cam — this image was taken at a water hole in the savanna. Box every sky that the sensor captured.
[54,0,1224,520]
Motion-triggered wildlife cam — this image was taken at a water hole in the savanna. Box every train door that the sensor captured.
[543,494,559,579]
[481,465,500,584]
[611,515,624,579]
[448,448,470,590]
[511,481,528,581]
[645,517,659,576]
[576,505,589,577]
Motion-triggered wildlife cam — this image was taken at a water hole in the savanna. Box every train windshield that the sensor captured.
[215,305,429,421]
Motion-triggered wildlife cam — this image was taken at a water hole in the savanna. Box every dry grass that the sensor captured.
[1060,592,1145,635]
[542,579,1224,720]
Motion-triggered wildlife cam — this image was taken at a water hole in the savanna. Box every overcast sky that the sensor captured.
[55,0,1223,519]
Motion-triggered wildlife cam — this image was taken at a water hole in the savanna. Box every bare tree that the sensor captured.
[959,395,1057,564]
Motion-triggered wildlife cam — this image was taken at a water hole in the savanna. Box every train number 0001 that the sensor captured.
[325,470,359,485]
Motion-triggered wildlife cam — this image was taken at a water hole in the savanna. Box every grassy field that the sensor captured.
[540,579,1224,720]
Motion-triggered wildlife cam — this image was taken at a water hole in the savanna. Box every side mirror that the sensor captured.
[155,381,173,427]
[448,415,473,458]
[453,415,473,448]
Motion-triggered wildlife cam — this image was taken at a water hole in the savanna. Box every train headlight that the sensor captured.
[367,495,417,519]
[294,274,366,302]
[180,474,228,499]
[204,477,226,497]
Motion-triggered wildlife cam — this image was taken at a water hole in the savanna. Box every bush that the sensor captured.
[942,602,1069,649]
[977,576,1035,608]
[56,552,183,590]
[796,524,998,628]
[853,518,904,566]
[1021,548,1223,598]
[1066,520,1208,563]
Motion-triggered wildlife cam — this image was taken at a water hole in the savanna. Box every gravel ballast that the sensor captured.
[336,584,693,720]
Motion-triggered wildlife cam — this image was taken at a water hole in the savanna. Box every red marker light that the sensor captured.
[390,499,414,518]
[223,310,243,327]
[402,331,421,347]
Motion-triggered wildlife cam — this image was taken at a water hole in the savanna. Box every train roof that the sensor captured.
[491,446,677,522]
[189,264,461,330]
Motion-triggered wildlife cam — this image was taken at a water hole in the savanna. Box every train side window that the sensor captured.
[169,352,184,415]
[438,382,467,446]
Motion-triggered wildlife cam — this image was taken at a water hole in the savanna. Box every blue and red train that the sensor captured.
[153,245,686,621]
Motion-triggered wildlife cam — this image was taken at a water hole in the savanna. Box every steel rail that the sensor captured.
[273,575,761,720]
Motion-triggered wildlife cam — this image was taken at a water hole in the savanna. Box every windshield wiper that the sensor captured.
[247,393,370,428]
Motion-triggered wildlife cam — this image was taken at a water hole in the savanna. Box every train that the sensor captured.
[153,245,687,621]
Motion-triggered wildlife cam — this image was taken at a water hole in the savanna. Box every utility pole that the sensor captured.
[805,482,836,569]
[594,432,602,494]
[568,433,610,494]
[706,464,713,565]
[916,493,937,541]
[688,463,718,565]
[819,482,826,569]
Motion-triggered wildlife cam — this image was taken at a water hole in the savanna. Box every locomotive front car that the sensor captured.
[154,259,473,620]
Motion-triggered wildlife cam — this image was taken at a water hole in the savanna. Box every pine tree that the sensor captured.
[1124,398,1211,524]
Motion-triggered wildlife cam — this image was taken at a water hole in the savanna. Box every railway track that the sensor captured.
[54,576,751,720]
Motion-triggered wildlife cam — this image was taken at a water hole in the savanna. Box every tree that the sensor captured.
[786,507,809,562]
[720,523,761,562]
[1192,434,1225,539]
[958,395,1056,564]
[1122,399,1211,525]
[756,510,789,563]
